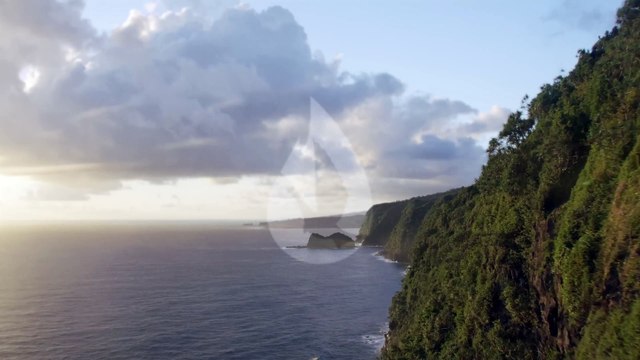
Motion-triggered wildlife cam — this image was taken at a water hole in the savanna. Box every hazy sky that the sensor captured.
[0,0,623,221]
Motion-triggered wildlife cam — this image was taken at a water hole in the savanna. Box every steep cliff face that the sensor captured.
[358,200,407,246]
[383,2,640,359]
[383,189,460,262]
[357,189,460,262]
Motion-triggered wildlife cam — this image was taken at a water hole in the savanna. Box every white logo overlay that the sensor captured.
[267,98,372,264]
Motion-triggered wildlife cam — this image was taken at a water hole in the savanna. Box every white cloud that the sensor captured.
[456,105,511,141]
[0,0,510,210]
[19,65,41,92]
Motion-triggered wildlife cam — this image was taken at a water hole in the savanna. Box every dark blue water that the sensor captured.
[0,223,403,359]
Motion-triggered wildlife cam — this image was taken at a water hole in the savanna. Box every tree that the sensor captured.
[498,111,535,149]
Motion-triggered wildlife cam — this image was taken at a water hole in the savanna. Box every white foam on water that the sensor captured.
[371,251,398,264]
[362,333,385,349]
[401,265,411,277]
[362,323,389,353]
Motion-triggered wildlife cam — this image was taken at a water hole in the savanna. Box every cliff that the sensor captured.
[357,200,407,246]
[357,189,460,262]
[383,2,640,358]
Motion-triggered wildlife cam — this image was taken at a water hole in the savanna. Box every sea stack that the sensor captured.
[306,232,356,249]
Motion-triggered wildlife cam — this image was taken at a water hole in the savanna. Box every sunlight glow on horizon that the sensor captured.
[0,175,374,222]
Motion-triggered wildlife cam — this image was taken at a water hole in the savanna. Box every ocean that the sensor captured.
[0,223,404,359]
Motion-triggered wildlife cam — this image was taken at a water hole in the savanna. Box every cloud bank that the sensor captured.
[0,0,509,201]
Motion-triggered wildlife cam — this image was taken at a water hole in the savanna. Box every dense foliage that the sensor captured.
[382,1,640,358]
[357,189,459,262]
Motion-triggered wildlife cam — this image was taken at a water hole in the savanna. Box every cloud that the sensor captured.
[337,95,486,184]
[0,2,405,180]
[0,0,501,203]
[0,0,95,47]
[457,105,510,138]
[544,0,619,32]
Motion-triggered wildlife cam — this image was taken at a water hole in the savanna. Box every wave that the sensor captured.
[362,323,389,353]
[371,251,398,264]
[401,265,411,277]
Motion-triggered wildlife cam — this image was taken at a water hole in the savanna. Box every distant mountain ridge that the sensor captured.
[260,213,365,229]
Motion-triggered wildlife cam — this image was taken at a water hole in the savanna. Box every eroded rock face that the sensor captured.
[307,232,355,249]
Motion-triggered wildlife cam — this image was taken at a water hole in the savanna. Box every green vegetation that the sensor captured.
[381,1,640,358]
[357,189,460,262]
[358,199,409,247]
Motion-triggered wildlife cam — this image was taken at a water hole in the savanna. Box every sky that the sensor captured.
[0,0,624,221]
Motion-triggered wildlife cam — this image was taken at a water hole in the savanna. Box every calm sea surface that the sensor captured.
[0,223,403,359]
